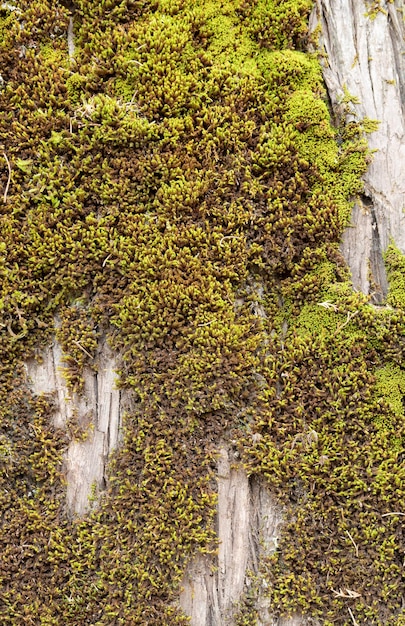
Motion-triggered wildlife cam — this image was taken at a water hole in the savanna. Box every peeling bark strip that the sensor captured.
[25,340,122,516]
[311,0,405,297]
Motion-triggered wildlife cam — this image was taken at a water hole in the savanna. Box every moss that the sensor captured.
[198,1,260,76]
[55,304,99,392]
[0,5,17,46]
[373,364,405,453]
[362,116,381,133]
[258,49,322,92]
[365,0,393,19]
[385,243,405,309]
[239,0,313,51]
[242,306,405,621]
[0,0,404,624]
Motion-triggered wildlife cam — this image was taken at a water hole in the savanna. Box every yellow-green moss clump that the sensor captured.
[0,0,404,624]
[386,243,405,309]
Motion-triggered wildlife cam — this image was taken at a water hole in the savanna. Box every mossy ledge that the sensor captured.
[0,0,404,624]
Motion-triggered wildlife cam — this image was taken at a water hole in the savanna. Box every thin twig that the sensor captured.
[72,340,94,360]
[332,588,361,599]
[67,16,75,62]
[334,310,359,335]
[198,320,214,327]
[348,607,359,626]
[219,235,242,247]
[2,151,11,203]
[102,253,112,267]
[346,530,359,557]
[382,512,405,517]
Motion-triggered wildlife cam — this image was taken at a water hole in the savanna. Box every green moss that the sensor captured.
[376,364,405,418]
[258,49,322,91]
[242,303,405,621]
[385,243,405,308]
[55,304,99,392]
[239,0,313,51]
[0,0,404,624]
[364,0,393,19]
[362,116,381,133]
[0,6,17,46]
[65,72,89,105]
[199,1,260,76]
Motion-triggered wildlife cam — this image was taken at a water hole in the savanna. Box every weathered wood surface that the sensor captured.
[179,447,290,626]
[311,0,405,300]
[25,339,122,516]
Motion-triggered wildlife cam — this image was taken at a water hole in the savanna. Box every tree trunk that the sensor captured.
[1,1,405,625]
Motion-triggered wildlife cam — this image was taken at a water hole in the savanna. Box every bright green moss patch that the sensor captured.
[0,0,404,624]
[385,243,405,309]
[258,49,322,91]
[374,363,405,421]
[198,1,259,76]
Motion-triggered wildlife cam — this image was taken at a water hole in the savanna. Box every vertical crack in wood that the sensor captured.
[387,2,405,116]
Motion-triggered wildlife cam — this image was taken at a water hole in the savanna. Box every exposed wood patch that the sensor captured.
[311,0,405,297]
[25,338,123,516]
[180,446,290,625]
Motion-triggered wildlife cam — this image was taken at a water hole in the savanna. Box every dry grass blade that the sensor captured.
[348,607,360,626]
[72,339,94,359]
[346,530,359,557]
[332,588,361,598]
[2,151,11,203]
[382,512,405,517]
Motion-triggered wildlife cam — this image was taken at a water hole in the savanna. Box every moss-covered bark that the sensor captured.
[0,1,404,624]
